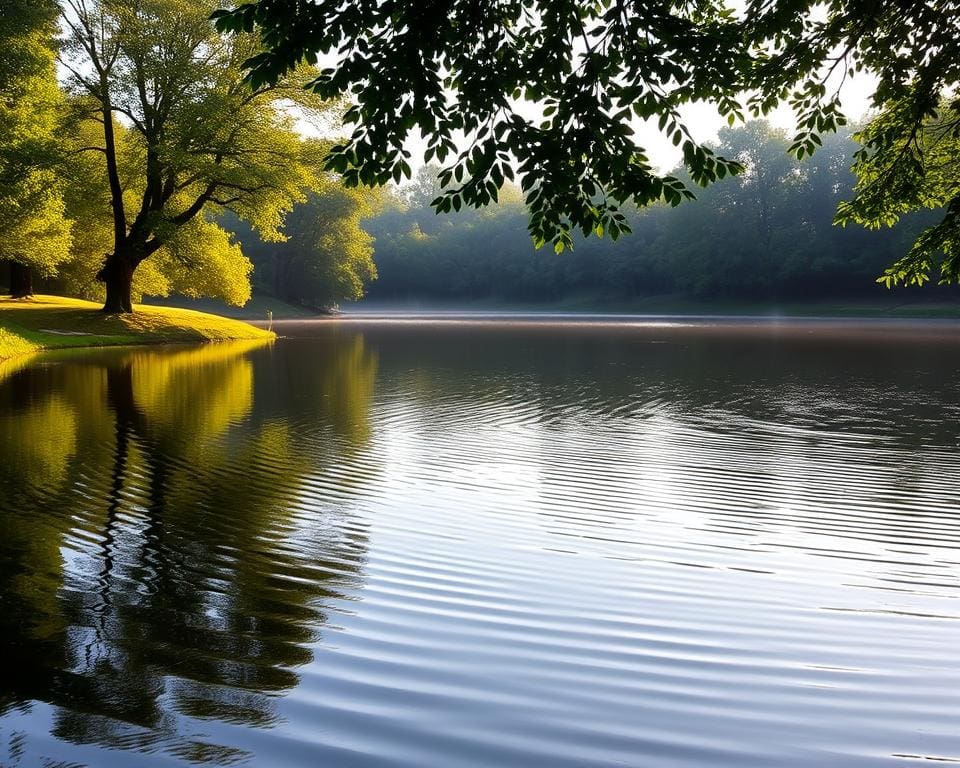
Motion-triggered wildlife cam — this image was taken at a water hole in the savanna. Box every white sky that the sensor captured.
[636,73,876,172]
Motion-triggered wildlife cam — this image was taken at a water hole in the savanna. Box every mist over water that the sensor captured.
[1,317,959,767]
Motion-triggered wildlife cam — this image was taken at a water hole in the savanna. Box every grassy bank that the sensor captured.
[0,295,274,363]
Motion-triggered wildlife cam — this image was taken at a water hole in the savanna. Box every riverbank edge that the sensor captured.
[0,295,275,365]
[346,295,960,318]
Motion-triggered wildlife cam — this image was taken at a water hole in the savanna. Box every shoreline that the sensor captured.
[264,313,960,346]
[0,295,274,365]
[342,298,960,319]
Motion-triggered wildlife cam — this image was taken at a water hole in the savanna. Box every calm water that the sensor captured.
[1,317,959,767]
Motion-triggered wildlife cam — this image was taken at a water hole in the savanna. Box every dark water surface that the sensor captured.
[1,317,959,767]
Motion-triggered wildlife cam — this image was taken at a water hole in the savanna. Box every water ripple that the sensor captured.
[1,322,959,766]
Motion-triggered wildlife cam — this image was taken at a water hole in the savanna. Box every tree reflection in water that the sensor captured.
[0,337,378,765]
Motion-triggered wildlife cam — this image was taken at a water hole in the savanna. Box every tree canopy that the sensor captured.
[227,153,382,310]
[0,0,382,312]
[0,0,72,295]
[58,0,335,311]
[214,0,960,285]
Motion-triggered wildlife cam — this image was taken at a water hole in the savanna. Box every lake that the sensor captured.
[1,316,959,767]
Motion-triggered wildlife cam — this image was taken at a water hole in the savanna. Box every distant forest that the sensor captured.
[22,119,948,310]
[356,121,940,305]
[219,120,950,310]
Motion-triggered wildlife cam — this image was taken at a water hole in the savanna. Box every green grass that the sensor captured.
[0,294,274,363]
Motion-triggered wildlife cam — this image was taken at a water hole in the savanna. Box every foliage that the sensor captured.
[213,0,749,253]
[0,0,72,277]
[215,0,960,283]
[365,123,934,304]
[56,110,117,298]
[59,0,335,310]
[56,109,252,305]
[838,103,960,287]
[742,0,960,286]
[229,169,382,309]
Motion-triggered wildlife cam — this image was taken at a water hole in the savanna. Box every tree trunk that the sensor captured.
[8,262,33,298]
[98,252,135,313]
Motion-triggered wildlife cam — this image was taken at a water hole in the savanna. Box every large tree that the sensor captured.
[59,0,331,312]
[214,0,960,286]
[0,0,72,297]
[58,104,257,306]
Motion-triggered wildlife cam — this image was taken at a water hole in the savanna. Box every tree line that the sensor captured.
[362,122,938,305]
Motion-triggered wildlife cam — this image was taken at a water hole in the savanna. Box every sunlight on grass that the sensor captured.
[0,295,274,362]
